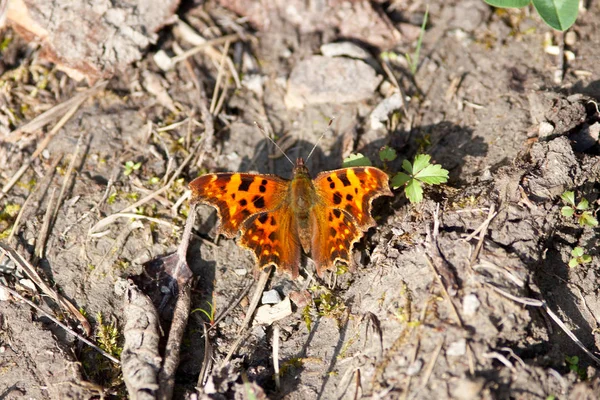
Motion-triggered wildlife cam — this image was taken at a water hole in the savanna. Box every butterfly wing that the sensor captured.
[239,208,301,278]
[310,167,392,276]
[189,173,289,237]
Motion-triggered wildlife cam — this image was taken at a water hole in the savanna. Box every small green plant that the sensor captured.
[391,154,449,204]
[568,247,592,268]
[193,301,216,326]
[405,6,429,75]
[123,160,142,176]
[560,191,598,227]
[565,355,587,380]
[342,153,372,167]
[342,148,449,204]
[96,313,122,358]
[484,0,578,31]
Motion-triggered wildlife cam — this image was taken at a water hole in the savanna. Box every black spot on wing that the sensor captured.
[346,194,353,201]
[268,231,276,241]
[259,185,266,193]
[258,214,268,224]
[333,209,341,219]
[333,192,342,205]
[270,216,277,226]
[238,176,253,191]
[239,199,247,206]
[329,227,337,237]
[339,172,351,187]
[253,196,265,209]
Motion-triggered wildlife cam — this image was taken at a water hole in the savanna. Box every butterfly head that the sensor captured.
[293,157,310,178]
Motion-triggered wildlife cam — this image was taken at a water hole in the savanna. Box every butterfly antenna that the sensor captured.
[254,122,294,166]
[306,117,335,162]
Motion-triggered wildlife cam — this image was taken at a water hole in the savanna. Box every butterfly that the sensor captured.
[189,157,392,278]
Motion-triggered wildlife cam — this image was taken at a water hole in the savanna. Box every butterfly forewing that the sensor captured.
[189,173,288,237]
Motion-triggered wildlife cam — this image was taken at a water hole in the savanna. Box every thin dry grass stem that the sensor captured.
[273,325,281,391]
[353,369,362,400]
[0,242,91,334]
[400,333,420,400]
[156,118,190,132]
[209,40,231,115]
[380,59,410,118]
[34,187,56,264]
[221,267,272,367]
[486,283,600,366]
[0,282,119,364]
[196,322,213,389]
[51,133,84,230]
[466,203,497,265]
[0,92,88,200]
[89,213,177,238]
[206,279,254,333]
[171,33,240,66]
[419,338,444,389]
[212,78,230,117]
[4,81,107,143]
[483,352,515,372]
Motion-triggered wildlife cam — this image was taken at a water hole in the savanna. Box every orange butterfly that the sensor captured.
[189,158,392,278]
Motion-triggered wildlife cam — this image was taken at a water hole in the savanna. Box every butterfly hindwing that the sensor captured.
[190,173,288,237]
[239,208,301,278]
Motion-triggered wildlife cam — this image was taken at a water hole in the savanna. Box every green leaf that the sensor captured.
[484,0,531,7]
[390,172,411,189]
[568,258,579,268]
[379,146,397,162]
[342,153,372,167]
[571,247,584,257]
[411,154,431,175]
[401,159,414,175]
[576,198,589,210]
[561,191,576,206]
[414,164,449,185]
[581,255,592,263]
[581,214,598,227]
[532,0,579,31]
[405,179,424,203]
[561,206,575,217]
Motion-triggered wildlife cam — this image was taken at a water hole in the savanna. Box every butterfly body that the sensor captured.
[190,157,392,278]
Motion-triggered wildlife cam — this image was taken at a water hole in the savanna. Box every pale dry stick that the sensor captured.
[209,40,231,115]
[158,282,192,400]
[156,118,190,132]
[0,282,119,364]
[486,283,600,365]
[0,242,92,335]
[221,267,273,367]
[212,78,231,118]
[482,352,515,372]
[51,133,84,229]
[88,213,177,238]
[4,81,107,143]
[171,33,240,65]
[196,322,213,389]
[418,339,444,391]
[175,20,242,89]
[380,59,410,118]
[462,205,498,243]
[273,325,281,391]
[34,188,57,264]
[0,89,97,200]
[400,332,421,400]
[469,203,497,266]
[353,369,362,400]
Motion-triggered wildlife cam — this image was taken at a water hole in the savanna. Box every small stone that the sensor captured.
[261,289,282,305]
[242,74,266,97]
[446,338,467,356]
[0,286,10,301]
[153,50,173,71]
[289,290,311,308]
[370,92,404,130]
[285,56,381,109]
[462,294,481,316]
[406,359,423,376]
[391,227,405,236]
[320,42,371,60]
[254,297,292,325]
[565,31,577,46]
[18,279,37,292]
[234,268,248,276]
[538,121,554,138]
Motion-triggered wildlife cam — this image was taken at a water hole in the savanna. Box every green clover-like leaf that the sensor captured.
[342,153,372,167]
[379,146,397,162]
[561,191,576,207]
[405,179,424,204]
